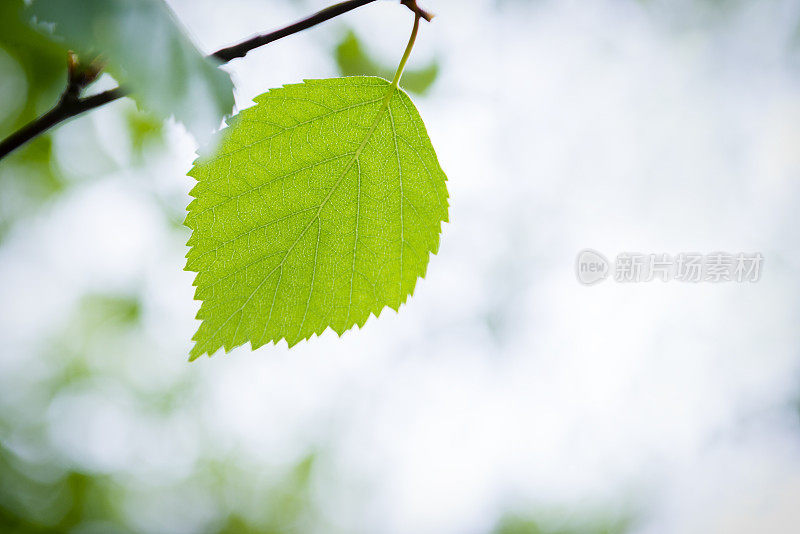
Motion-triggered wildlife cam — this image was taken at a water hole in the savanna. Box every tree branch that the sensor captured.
[214,0,376,62]
[0,0,433,161]
[0,88,128,160]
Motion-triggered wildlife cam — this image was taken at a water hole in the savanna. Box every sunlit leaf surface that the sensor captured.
[186,77,449,358]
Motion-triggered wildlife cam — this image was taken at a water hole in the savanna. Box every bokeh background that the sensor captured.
[2,0,800,532]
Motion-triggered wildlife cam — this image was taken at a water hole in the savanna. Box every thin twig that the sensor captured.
[401,0,434,22]
[0,88,128,160]
[0,0,432,160]
[213,0,377,62]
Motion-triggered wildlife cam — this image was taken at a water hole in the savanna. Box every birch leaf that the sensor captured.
[185,77,448,359]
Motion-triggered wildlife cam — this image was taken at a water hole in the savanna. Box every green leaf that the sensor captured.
[185,77,448,358]
[26,0,234,141]
[0,0,66,134]
[125,107,165,160]
[0,0,68,209]
[335,30,440,95]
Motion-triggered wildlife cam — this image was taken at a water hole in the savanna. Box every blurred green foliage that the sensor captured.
[0,291,326,533]
[0,1,172,244]
[335,29,439,95]
[125,108,165,164]
[493,511,633,534]
[0,0,68,241]
[0,444,125,534]
[0,292,137,533]
[0,0,66,133]
[212,455,320,534]
[26,0,234,141]
[0,285,634,532]
[0,135,65,243]
[78,293,143,331]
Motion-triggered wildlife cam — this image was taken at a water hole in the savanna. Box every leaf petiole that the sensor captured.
[391,13,422,88]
